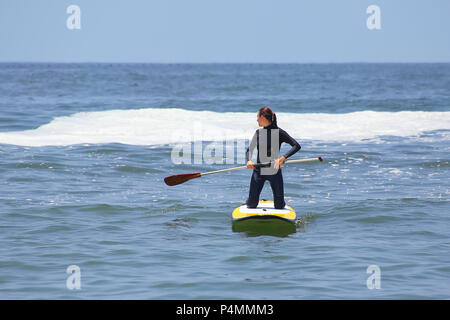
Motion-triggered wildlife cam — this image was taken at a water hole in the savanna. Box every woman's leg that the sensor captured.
[246,170,265,208]
[268,169,286,209]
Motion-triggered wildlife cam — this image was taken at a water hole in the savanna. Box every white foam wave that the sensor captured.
[0,108,449,147]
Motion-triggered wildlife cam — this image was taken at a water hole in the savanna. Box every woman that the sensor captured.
[246,107,301,209]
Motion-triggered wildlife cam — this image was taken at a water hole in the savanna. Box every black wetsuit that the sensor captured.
[245,123,301,209]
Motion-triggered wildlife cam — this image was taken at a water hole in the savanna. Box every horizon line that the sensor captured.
[1,61,450,64]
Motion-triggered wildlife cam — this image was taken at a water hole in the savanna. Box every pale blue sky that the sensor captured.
[0,0,449,62]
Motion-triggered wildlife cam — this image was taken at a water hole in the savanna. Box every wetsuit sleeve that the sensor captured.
[245,130,258,162]
[280,129,301,159]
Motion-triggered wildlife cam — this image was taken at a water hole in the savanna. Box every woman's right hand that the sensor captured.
[246,161,255,169]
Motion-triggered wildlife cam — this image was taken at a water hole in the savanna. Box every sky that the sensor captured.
[0,0,449,63]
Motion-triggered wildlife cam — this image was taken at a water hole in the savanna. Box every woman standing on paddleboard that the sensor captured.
[246,107,301,209]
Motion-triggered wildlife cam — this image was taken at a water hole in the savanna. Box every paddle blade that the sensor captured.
[164,172,201,186]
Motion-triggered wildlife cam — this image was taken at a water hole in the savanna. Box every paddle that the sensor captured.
[164,157,323,186]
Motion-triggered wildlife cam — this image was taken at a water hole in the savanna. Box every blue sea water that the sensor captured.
[0,63,449,299]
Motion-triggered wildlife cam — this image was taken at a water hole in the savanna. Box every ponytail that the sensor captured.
[271,112,277,127]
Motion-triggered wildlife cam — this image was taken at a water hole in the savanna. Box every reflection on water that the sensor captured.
[231,213,317,237]
[232,219,297,237]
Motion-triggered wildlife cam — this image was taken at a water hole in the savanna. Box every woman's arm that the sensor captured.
[245,130,258,165]
[280,129,301,159]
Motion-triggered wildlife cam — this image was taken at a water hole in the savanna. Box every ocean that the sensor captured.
[0,63,449,299]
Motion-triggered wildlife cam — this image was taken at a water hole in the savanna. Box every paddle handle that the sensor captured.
[200,165,247,176]
[200,157,323,176]
[285,157,323,165]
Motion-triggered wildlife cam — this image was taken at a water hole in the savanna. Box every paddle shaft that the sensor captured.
[200,157,323,176]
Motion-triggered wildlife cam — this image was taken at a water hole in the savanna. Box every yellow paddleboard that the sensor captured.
[232,200,296,223]
[232,200,297,236]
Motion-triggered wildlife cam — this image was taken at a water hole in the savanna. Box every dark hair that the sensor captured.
[258,106,277,127]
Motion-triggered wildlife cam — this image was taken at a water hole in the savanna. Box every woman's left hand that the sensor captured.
[274,156,286,169]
